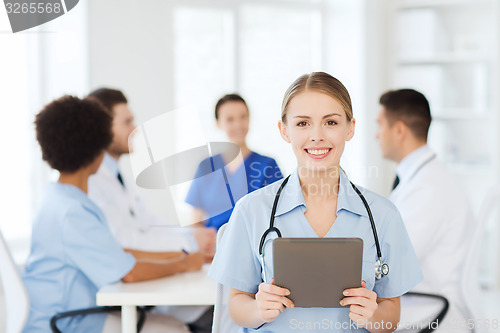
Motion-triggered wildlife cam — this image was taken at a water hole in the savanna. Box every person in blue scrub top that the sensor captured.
[186,94,283,231]
[209,72,423,333]
[23,95,203,333]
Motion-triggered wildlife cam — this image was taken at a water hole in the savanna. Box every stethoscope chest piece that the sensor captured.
[375,259,389,280]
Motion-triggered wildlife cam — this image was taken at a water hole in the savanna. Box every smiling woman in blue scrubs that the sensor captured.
[209,73,423,333]
[23,96,199,333]
[186,94,283,231]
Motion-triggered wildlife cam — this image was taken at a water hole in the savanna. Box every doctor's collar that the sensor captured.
[102,152,120,176]
[396,144,432,182]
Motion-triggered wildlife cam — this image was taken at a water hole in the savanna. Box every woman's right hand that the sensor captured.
[255,279,294,322]
[183,252,204,272]
[193,226,216,252]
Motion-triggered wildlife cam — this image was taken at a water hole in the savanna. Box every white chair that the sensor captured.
[0,230,30,333]
[397,292,449,333]
[212,224,240,333]
[460,186,500,333]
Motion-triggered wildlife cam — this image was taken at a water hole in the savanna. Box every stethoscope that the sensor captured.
[258,174,390,283]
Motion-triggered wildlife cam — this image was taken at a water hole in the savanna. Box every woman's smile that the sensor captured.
[304,147,332,159]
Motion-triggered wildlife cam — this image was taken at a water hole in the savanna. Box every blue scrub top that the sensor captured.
[22,183,136,333]
[209,168,423,333]
[185,152,282,230]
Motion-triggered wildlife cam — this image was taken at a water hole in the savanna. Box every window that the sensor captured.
[174,1,324,175]
[173,0,365,179]
[0,2,88,262]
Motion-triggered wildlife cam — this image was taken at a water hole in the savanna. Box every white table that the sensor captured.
[97,264,216,333]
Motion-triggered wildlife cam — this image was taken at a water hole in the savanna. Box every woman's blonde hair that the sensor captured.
[281,72,353,123]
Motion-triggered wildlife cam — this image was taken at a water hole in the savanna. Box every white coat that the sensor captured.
[390,145,473,332]
[88,154,196,252]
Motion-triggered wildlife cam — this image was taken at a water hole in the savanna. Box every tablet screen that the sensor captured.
[273,238,363,308]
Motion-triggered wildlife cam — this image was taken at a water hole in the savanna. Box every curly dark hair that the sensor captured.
[35,95,113,172]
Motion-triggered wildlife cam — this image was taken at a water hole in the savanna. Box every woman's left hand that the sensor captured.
[340,280,378,328]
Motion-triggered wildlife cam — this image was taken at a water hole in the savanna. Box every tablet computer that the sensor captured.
[272,238,363,308]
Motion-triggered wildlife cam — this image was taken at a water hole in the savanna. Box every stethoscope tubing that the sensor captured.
[349,181,382,259]
[258,176,289,256]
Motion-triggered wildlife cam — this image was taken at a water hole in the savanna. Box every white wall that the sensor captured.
[88,0,178,220]
[360,0,395,196]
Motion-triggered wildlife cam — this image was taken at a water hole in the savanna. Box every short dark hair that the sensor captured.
[35,95,113,172]
[379,89,432,140]
[88,88,128,112]
[214,94,247,120]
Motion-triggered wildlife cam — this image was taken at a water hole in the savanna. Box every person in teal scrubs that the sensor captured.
[209,73,423,332]
[186,94,282,231]
[23,95,202,333]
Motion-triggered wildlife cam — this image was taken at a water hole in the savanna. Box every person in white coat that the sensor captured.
[87,88,216,333]
[376,88,473,332]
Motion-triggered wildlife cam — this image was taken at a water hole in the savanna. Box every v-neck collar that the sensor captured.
[215,151,255,176]
[274,168,368,218]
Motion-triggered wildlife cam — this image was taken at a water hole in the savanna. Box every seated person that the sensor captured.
[87,88,215,332]
[376,89,473,331]
[87,88,215,254]
[22,95,203,333]
[186,94,283,231]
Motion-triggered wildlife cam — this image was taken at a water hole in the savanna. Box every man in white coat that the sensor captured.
[88,88,216,333]
[376,89,473,332]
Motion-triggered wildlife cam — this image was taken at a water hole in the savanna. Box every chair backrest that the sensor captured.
[0,230,30,333]
[212,224,240,333]
[461,186,500,327]
[216,224,227,250]
[212,224,226,333]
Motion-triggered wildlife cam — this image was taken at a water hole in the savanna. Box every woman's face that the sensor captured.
[217,101,249,146]
[278,90,355,173]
